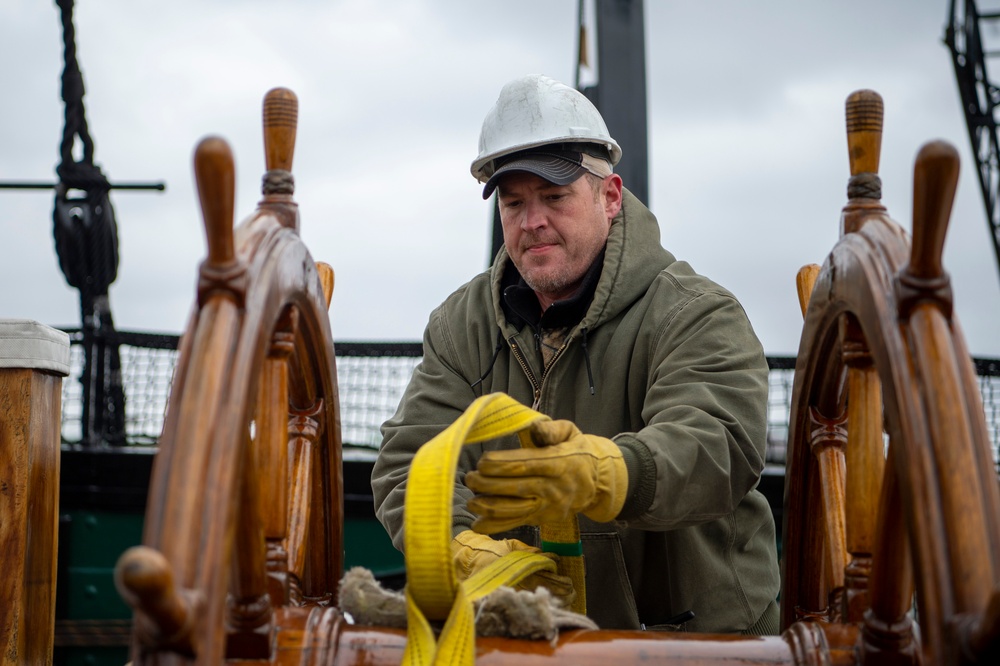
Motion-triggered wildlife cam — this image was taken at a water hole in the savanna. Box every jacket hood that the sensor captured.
[490,187,675,333]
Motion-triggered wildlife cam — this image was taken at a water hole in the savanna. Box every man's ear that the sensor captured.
[603,174,624,220]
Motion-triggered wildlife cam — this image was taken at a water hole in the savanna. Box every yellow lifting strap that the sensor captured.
[402,393,585,666]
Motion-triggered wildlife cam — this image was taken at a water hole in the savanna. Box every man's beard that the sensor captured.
[516,233,572,295]
[518,248,581,298]
[520,265,576,296]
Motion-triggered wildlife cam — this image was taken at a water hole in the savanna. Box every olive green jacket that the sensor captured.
[371,189,780,633]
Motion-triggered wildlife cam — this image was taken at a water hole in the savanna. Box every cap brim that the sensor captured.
[481,154,588,199]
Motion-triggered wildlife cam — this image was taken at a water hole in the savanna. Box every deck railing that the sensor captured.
[58,329,1000,470]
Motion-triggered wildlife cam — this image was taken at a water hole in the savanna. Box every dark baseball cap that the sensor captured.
[482,148,613,199]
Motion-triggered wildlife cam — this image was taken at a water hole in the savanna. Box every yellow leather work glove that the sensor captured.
[465,420,628,534]
[451,530,576,605]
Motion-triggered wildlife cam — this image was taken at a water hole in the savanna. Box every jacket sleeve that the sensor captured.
[370,305,483,552]
[614,286,769,530]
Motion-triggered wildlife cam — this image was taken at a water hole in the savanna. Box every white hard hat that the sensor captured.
[470,74,622,185]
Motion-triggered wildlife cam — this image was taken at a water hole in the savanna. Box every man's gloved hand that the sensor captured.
[465,420,628,534]
[450,530,575,605]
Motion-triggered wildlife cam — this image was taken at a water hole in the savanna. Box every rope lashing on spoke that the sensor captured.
[402,393,586,665]
[847,172,882,200]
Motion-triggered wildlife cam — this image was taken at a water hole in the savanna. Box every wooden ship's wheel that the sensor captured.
[114,88,344,664]
[111,86,1000,665]
[780,90,1000,664]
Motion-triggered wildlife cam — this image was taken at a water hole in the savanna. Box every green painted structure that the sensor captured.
[54,449,403,665]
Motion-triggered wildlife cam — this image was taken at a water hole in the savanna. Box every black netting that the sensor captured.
[58,331,1000,472]
[61,340,178,445]
[765,364,795,465]
[978,372,1000,471]
[336,354,421,448]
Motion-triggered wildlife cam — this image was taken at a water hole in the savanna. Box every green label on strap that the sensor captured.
[541,540,584,557]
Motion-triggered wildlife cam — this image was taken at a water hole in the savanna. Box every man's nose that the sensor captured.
[521,200,548,230]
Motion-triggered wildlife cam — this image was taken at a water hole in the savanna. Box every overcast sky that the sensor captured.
[2,0,998,358]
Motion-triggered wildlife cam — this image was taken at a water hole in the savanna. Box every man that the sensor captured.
[371,74,780,634]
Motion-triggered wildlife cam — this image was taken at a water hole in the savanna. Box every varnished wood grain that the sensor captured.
[262,613,861,666]
[845,90,882,177]
[841,362,883,623]
[195,137,236,268]
[317,262,334,309]
[908,141,959,281]
[809,410,848,596]
[263,88,297,173]
[1,368,64,666]
[795,264,820,318]
[115,545,197,655]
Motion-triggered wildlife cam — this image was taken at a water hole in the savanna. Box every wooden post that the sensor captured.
[0,319,70,666]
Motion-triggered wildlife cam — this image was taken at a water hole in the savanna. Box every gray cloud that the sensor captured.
[2,0,998,358]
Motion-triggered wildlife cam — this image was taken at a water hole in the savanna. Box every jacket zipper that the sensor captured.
[508,340,541,409]
[509,336,572,411]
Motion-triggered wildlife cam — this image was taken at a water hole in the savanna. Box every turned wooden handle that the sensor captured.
[194,137,236,267]
[845,90,883,176]
[317,262,335,310]
[115,546,192,640]
[263,87,298,173]
[909,140,960,281]
[796,264,821,318]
